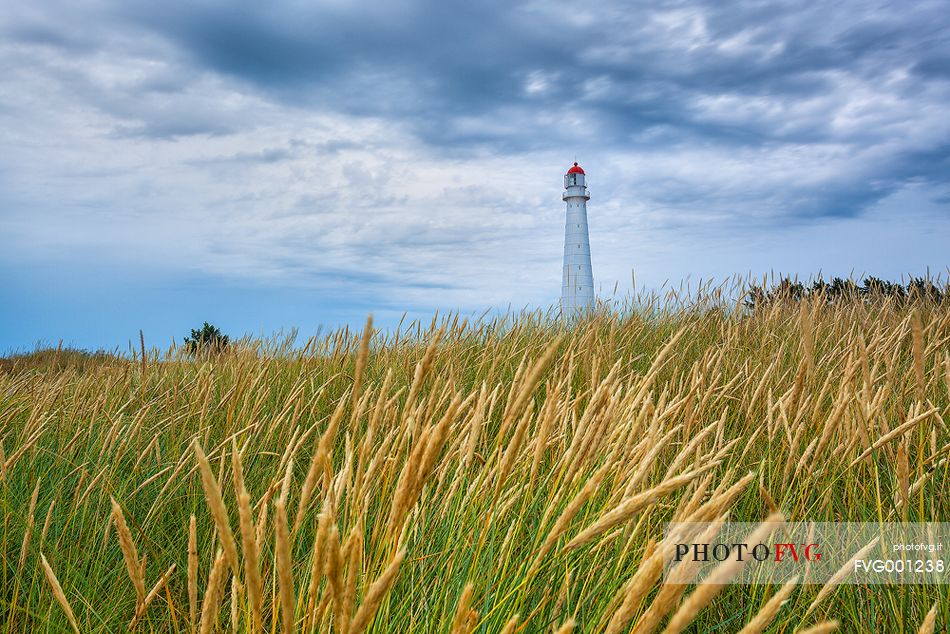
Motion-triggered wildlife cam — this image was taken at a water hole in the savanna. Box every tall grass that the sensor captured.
[1,285,948,632]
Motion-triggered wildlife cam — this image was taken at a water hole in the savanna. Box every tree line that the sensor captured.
[745,276,947,309]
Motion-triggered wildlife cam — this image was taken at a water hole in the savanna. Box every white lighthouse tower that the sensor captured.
[561,162,594,317]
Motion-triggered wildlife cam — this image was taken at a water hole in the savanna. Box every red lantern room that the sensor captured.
[565,162,587,189]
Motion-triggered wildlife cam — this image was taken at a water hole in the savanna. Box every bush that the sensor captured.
[183,322,230,354]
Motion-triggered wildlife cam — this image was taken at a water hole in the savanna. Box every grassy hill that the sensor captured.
[1,291,948,632]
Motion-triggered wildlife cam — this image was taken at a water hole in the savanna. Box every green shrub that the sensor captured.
[183,322,230,354]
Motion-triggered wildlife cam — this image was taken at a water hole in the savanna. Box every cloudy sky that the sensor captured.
[2,0,949,351]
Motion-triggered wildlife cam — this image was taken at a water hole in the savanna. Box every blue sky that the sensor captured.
[2,0,949,351]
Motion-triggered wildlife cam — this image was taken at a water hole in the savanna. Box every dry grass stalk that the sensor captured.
[450,582,478,634]
[896,440,910,517]
[464,382,489,468]
[188,514,198,628]
[354,370,394,502]
[502,338,562,432]
[193,440,240,575]
[40,553,80,634]
[313,590,333,631]
[18,477,42,571]
[343,520,364,634]
[912,311,925,400]
[111,497,146,608]
[199,550,228,634]
[294,444,327,536]
[294,395,348,534]
[627,520,726,634]
[404,326,444,421]
[800,301,816,380]
[139,329,147,397]
[326,522,346,629]
[735,576,799,634]
[275,495,296,634]
[918,602,938,634]
[552,568,573,620]
[804,537,880,617]
[499,614,520,634]
[232,440,264,632]
[623,425,680,498]
[39,499,55,552]
[255,493,269,553]
[536,463,610,565]
[3,422,47,475]
[229,577,240,634]
[796,621,840,634]
[350,549,406,634]
[813,391,848,465]
[332,437,354,509]
[304,507,332,627]
[603,540,663,634]
[76,465,107,508]
[351,314,374,413]
[758,483,779,515]
[494,405,534,492]
[553,618,577,634]
[662,419,719,480]
[418,394,465,488]
[384,397,463,544]
[280,454,294,503]
[530,384,559,482]
[849,407,938,466]
[130,465,174,498]
[277,425,302,477]
[662,513,784,634]
[567,464,719,551]
[129,563,177,630]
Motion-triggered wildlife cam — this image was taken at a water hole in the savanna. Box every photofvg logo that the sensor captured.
[663,522,950,585]
[674,541,822,564]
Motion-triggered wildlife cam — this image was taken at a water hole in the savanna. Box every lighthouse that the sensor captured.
[561,162,594,317]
